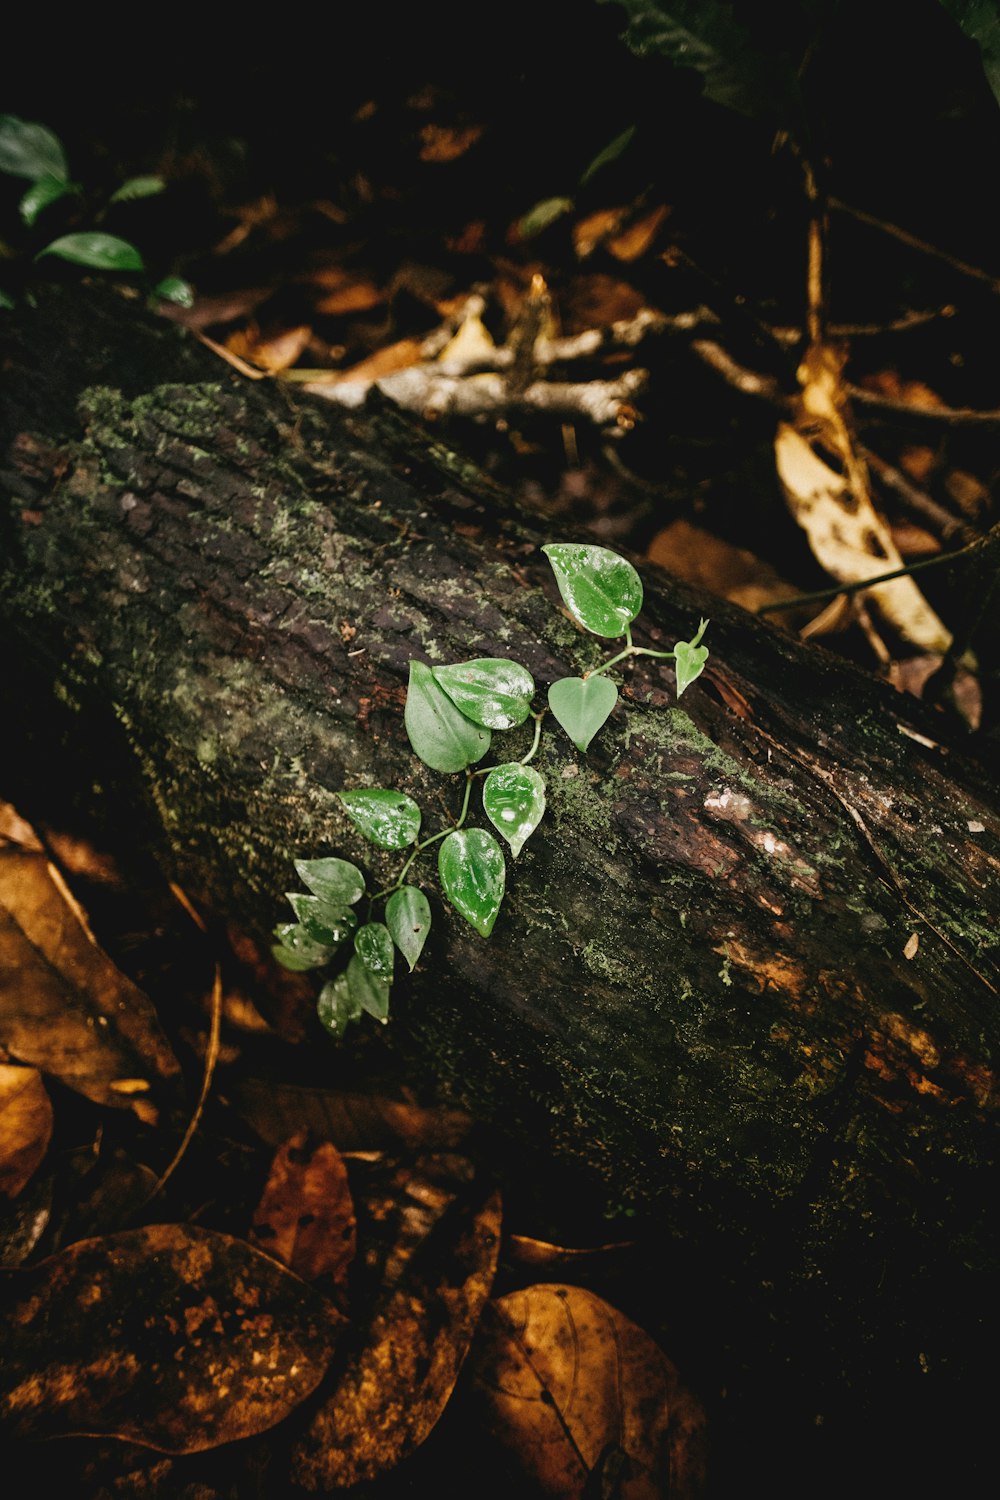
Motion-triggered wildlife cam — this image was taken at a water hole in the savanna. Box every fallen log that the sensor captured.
[2,288,998,1488]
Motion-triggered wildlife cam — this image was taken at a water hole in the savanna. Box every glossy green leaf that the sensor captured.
[19,175,75,226]
[294,857,365,907]
[439,829,506,938]
[37,233,144,272]
[432,659,535,729]
[339,789,421,849]
[385,886,432,972]
[548,675,618,752]
[579,125,637,186]
[346,953,391,1023]
[404,660,491,773]
[483,764,546,859]
[543,544,643,637]
[272,923,336,972]
[317,974,362,1038]
[153,275,195,308]
[109,174,166,203]
[518,195,574,239]
[0,116,68,182]
[674,623,710,697]
[354,922,394,980]
[286,892,357,947]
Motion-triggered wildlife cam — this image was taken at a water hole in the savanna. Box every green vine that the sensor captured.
[273,543,710,1037]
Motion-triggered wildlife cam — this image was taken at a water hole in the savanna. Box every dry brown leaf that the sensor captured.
[505,1234,634,1269]
[608,204,671,262]
[291,1160,501,1490]
[235,1077,471,1152]
[0,800,42,851]
[898,445,937,484]
[226,322,312,373]
[468,1283,707,1499]
[304,337,424,387]
[647,520,797,619]
[0,849,181,1120]
[573,207,628,259]
[0,1223,345,1451]
[315,279,384,316]
[250,1131,356,1285]
[0,1064,52,1199]
[419,122,483,162]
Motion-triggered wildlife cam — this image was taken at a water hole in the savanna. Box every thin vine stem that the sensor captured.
[370,772,473,904]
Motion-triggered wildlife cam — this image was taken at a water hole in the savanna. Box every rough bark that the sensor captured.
[2,289,998,1482]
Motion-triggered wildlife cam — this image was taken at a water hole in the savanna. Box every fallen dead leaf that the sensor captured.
[291,1159,501,1490]
[0,1064,52,1199]
[250,1131,356,1286]
[419,122,483,162]
[234,1077,471,1152]
[647,520,798,620]
[0,1223,344,1452]
[607,204,671,262]
[226,322,312,373]
[574,206,628,260]
[302,337,424,388]
[0,848,181,1120]
[0,800,42,851]
[505,1234,634,1269]
[468,1283,707,1498]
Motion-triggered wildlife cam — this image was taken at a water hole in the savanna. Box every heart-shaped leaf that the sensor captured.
[294,857,365,907]
[37,232,144,272]
[272,924,336,972]
[432,659,535,729]
[483,765,546,858]
[153,275,195,308]
[439,829,506,937]
[386,886,432,971]
[548,676,618,752]
[354,922,395,980]
[347,954,391,1023]
[286,893,357,947]
[317,974,362,1038]
[339,789,421,849]
[543,544,643,638]
[405,661,491,773]
[674,639,709,698]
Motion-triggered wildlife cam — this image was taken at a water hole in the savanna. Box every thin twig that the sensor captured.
[140,964,223,1207]
[757,541,979,615]
[830,197,1000,296]
[689,340,788,405]
[861,447,980,546]
[847,384,1000,425]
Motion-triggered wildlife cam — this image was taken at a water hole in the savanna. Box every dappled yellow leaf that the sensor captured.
[0,1064,52,1199]
[469,1283,707,1498]
[0,1224,344,1451]
[0,849,181,1118]
[250,1131,355,1285]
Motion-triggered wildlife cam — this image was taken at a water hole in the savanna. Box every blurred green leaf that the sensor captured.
[0,116,68,182]
[37,233,144,272]
[109,174,165,203]
[19,176,75,227]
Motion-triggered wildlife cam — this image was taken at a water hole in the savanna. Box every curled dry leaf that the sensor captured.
[0,1064,53,1199]
[0,1224,345,1452]
[291,1161,501,1491]
[250,1131,356,1286]
[468,1283,707,1499]
[0,849,181,1120]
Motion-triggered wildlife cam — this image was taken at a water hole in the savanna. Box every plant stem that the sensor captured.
[519,711,545,766]
[371,773,473,902]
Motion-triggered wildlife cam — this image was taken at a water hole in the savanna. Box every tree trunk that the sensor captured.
[2,288,998,1485]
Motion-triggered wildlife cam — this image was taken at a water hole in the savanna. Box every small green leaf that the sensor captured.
[404,660,491,773]
[19,175,75,226]
[543,543,643,637]
[347,953,391,1023]
[317,974,362,1038]
[354,922,395,980]
[37,232,144,272]
[0,289,16,311]
[674,628,710,698]
[153,275,195,308]
[0,116,68,182]
[518,195,574,239]
[579,125,637,186]
[339,789,421,849]
[483,764,546,858]
[548,675,618,752]
[109,174,166,203]
[432,659,535,729]
[272,923,336,972]
[286,892,357,947]
[385,886,432,971]
[439,829,505,937]
[294,856,365,906]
